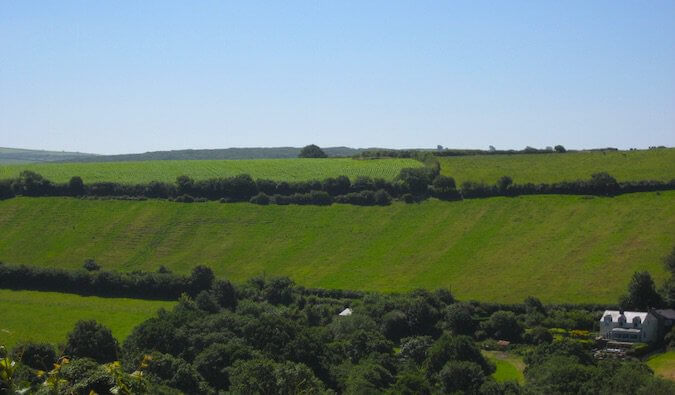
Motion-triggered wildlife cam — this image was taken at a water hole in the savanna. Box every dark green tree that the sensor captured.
[298,144,327,158]
[620,271,663,310]
[65,320,119,363]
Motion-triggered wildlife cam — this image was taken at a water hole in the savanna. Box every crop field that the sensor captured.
[0,289,173,348]
[439,148,675,185]
[0,157,421,183]
[0,192,672,303]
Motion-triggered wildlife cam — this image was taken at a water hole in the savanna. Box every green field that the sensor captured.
[0,157,420,183]
[0,289,173,348]
[0,193,672,303]
[483,351,525,383]
[647,351,675,381]
[439,148,675,185]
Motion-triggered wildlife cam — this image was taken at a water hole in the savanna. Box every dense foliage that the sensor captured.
[0,263,233,301]
[3,259,675,393]
[0,166,672,207]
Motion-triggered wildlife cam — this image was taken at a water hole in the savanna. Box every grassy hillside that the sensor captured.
[62,146,364,162]
[647,351,675,381]
[0,193,672,303]
[439,148,675,185]
[0,158,419,183]
[0,289,173,348]
[0,147,96,164]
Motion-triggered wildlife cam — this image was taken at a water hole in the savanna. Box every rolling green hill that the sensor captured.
[0,193,672,303]
[439,148,675,185]
[59,146,364,162]
[0,157,420,183]
[0,147,96,164]
[0,289,173,348]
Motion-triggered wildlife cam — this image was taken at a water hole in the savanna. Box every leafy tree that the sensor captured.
[211,279,237,309]
[68,176,85,195]
[425,334,493,375]
[554,145,567,153]
[189,265,215,296]
[620,271,663,310]
[11,342,56,371]
[381,310,409,342]
[438,360,486,393]
[390,369,432,395]
[482,311,523,342]
[298,144,327,158]
[444,303,478,336]
[65,320,119,363]
[497,176,514,192]
[175,175,194,195]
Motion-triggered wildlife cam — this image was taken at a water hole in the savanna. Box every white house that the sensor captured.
[599,310,658,343]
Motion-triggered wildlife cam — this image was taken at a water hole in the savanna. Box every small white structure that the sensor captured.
[599,310,658,343]
[339,308,352,317]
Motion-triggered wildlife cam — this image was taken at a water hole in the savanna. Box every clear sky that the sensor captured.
[1,1,674,154]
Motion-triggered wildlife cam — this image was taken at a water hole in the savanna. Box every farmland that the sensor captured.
[0,157,421,183]
[0,289,173,348]
[439,148,675,185]
[0,192,672,303]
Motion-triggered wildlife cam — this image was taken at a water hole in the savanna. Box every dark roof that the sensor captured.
[654,309,675,320]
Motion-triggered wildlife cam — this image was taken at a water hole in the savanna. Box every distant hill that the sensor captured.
[0,147,97,164]
[57,146,365,162]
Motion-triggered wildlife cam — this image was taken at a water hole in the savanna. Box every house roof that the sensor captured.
[654,309,675,320]
[600,310,648,322]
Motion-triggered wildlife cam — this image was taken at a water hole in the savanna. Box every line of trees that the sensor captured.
[0,262,235,304]
[0,169,673,206]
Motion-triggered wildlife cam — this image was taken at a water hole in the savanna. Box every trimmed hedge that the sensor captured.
[0,262,229,301]
[0,170,672,206]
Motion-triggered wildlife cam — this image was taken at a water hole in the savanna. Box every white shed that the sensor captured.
[339,308,352,317]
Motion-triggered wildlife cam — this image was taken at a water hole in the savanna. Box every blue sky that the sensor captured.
[1,1,674,154]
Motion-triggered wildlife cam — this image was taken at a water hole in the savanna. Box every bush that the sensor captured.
[11,342,56,371]
[249,192,270,205]
[83,259,100,272]
[65,320,119,363]
[174,194,194,203]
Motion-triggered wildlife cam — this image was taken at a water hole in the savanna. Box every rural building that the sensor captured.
[650,308,675,341]
[599,310,658,343]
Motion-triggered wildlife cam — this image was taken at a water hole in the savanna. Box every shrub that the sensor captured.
[174,194,194,203]
[83,259,100,272]
[65,320,119,363]
[11,342,56,371]
[249,192,270,205]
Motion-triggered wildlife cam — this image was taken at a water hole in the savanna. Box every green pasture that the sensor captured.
[0,289,173,348]
[439,148,675,185]
[0,192,672,303]
[0,157,420,183]
[647,351,675,381]
[483,351,525,383]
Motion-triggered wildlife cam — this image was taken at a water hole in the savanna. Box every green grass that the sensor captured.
[483,351,525,383]
[0,158,420,183]
[1,193,673,303]
[647,351,675,381]
[439,148,675,185]
[0,289,173,348]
